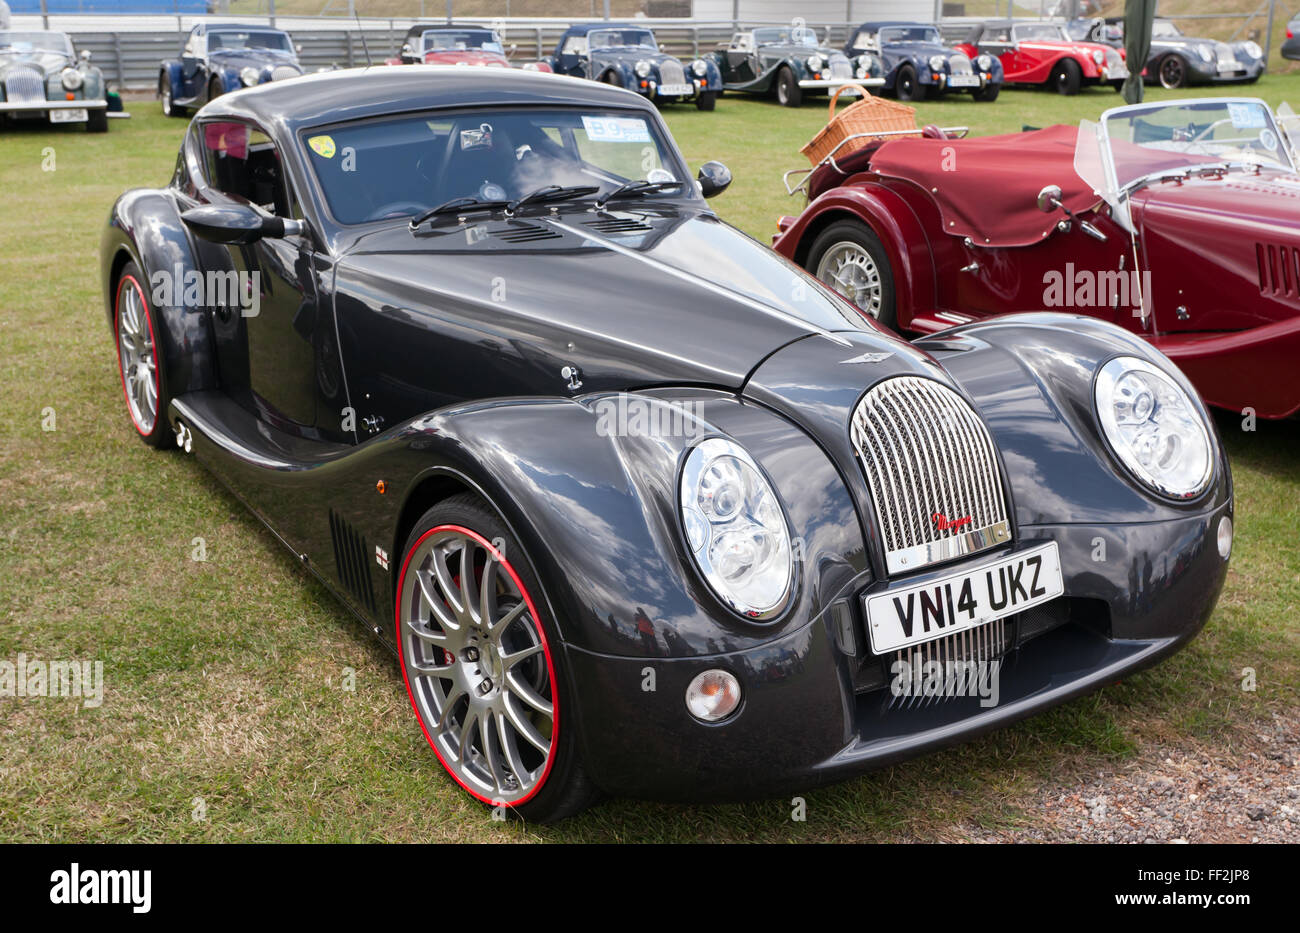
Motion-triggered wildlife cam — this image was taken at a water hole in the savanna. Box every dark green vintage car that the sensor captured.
[711,25,882,107]
[0,29,108,131]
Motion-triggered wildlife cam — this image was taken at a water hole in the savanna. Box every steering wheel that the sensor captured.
[368,201,429,222]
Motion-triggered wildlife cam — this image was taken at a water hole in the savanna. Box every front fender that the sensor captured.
[159,59,182,95]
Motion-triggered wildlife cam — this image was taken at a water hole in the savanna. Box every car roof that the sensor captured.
[407,22,491,34]
[206,23,286,32]
[855,21,936,30]
[202,64,656,132]
[562,22,654,35]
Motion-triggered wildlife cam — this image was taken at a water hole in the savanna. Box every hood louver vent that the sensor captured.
[329,509,376,612]
[1256,242,1300,298]
[583,216,653,235]
[490,223,562,243]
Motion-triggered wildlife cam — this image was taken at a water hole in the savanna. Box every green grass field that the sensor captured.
[1,76,1297,842]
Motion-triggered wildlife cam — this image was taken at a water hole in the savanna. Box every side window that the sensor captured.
[200,122,292,218]
[183,31,201,57]
[562,36,588,55]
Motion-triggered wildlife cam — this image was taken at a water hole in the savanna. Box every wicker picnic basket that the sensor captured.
[800,85,920,165]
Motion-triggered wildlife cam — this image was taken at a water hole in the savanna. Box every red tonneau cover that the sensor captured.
[868,125,1099,248]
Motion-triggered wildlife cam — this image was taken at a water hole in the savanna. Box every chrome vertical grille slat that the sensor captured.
[4,66,45,104]
[660,60,686,86]
[850,376,1011,574]
[889,616,1007,708]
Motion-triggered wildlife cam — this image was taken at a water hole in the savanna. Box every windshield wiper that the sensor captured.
[506,183,601,213]
[408,196,510,229]
[596,180,685,207]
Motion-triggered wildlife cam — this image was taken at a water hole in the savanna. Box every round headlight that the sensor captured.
[1091,49,1105,64]
[1095,356,1213,499]
[60,67,83,91]
[691,58,707,76]
[1197,44,1214,62]
[806,53,824,71]
[634,59,652,78]
[1244,40,1263,59]
[240,66,261,86]
[685,669,742,722]
[679,437,794,620]
[977,53,993,71]
[857,52,874,69]
[928,54,946,71]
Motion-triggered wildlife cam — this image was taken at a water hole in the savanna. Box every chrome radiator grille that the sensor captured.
[830,57,853,79]
[889,616,1006,708]
[4,67,45,104]
[659,60,686,86]
[270,65,300,81]
[850,376,1010,575]
[948,54,972,74]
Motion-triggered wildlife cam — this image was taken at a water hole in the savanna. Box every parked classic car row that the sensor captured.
[99,64,1238,820]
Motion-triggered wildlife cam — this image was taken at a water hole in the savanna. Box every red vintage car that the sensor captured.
[955,19,1126,94]
[387,23,549,71]
[774,97,1300,418]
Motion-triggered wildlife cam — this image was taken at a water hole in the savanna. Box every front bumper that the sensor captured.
[799,77,885,89]
[0,98,108,114]
[567,506,1229,801]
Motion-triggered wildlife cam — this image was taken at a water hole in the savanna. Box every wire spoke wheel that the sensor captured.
[816,241,883,318]
[115,276,159,435]
[399,526,556,806]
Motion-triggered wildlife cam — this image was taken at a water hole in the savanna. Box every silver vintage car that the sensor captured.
[0,29,108,131]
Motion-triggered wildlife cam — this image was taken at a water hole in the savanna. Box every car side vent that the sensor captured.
[1255,242,1300,298]
[584,217,653,235]
[329,509,376,612]
[490,223,562,243]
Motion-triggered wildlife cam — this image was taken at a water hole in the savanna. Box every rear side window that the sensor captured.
[199,121,291,217]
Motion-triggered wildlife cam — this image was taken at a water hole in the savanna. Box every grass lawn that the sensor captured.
[0,76,1296,842]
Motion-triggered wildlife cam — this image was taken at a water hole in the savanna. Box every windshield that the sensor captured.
[879,26,942,44]
[1014,24,1068,42]
[209,30,293,53]
[588,29,657,50]
[304,108,688,226]
[0,31,73,56]
[423,30,503,53]
[1152,21,1181,38]
[1101,98,1293,189]
[753,26,819,47]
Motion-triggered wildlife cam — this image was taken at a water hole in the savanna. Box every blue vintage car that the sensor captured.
[548,23,721,110]
[158,22,304,117]
[845,21,1003,101]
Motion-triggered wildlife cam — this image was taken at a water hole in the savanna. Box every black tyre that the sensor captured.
[395,493,599,822]
[208,77,223,103]
[776,66,802,107]
[972,82,1000,102]
[1052,58,1082,95]
[601,69,623,88]
[87,108,108,133]
[695,90,717,111]
[112,261,173,448]
[1158,54,1187,89]
[807,219,897,329]
[894,64,927,101]
[159,75,185,117]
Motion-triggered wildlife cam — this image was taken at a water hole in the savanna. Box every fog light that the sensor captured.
[1217,515,1233,560]
[685,669,741,722]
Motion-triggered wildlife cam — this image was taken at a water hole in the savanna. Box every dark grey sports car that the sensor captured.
[713,24,881,106]
[98,66,1232,820]
[1070,16,1265,88]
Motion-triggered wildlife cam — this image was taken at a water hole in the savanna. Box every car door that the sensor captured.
[189,118,339,439]
[179,26,206,100]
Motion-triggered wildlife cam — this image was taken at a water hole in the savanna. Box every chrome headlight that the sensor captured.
[1095,357,1213,499]
[857,52,874,69]
[521,61,540,71]
[60,67,83,91]
[976,53,993,71]
[1243,40,1263,59]
[806,53,824,71]
[928,54,946,71]
[691,58,707,76]
[679,437,794,620]
[240,66,261,86]
[1197,44,1214,62]
[634,59,652,78]
[1091,49,1105,64]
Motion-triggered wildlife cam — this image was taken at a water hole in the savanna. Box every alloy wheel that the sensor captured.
[398,526,557,805]
[115,276,159,435]
[816,241,883,317]
[1159,56,1184,89]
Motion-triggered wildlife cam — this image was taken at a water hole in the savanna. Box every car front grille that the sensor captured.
[850,376,1011,575]
[888,615,1007,708]
[659,59,685,86]
[4,67,45,104]
[270,65,300,81]
[949,54,972,74]
[1105,47,1125,69]
[830,57,853,79]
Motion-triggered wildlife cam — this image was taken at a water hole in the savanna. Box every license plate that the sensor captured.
[1217,60,1239,72]
[864,542,1063,654]
[658,83,693,96]
[948,74,980,87]
[50,108,88,123]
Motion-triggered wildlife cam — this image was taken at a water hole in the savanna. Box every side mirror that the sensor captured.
[697,160,732,198]
[1036,184,1063,212]
[509,42,519,53]
[400,43,414,59]
[79,49,92,62]
[181,204,303,245]
[295,43,304,54]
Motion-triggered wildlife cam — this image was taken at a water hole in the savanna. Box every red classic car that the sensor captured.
[774,97,1300,418]
[387,23,549,71]
[955,20,1126,94]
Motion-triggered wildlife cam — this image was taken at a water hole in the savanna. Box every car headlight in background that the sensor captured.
[679,437,794,620]
[1243,40,1263,59]
[521,61,540,71]
[240,66,261,87]
[685,669,742,722]
[691,58,707,76]
[976,53,993,71]
[634,59,652,78]
[60,67,83,91]
[1197,44,1214,62]
[1095,356,1213,499]
[806,53,825,72]
[929,54,946,71]
[1091,49,1105,64]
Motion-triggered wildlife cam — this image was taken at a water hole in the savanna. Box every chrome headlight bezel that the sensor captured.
[1243,40,1263,59]
[1091,48,1105,64]
[678,436,795,621]
[691,58,707,76]
[1094,356,1214,501]
[60,67,83,91]
[806,53,824,72]
[976,53,994,71]
[928,54,946,72]
[634,59,652,78]
[240,66,261,87]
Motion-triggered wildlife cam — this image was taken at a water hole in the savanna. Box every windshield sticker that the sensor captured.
[1259,128,1279,151]
[307,135,336,158]
[1228,103,1266,129]
[460,124,494,150]
[582,116,651,143]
